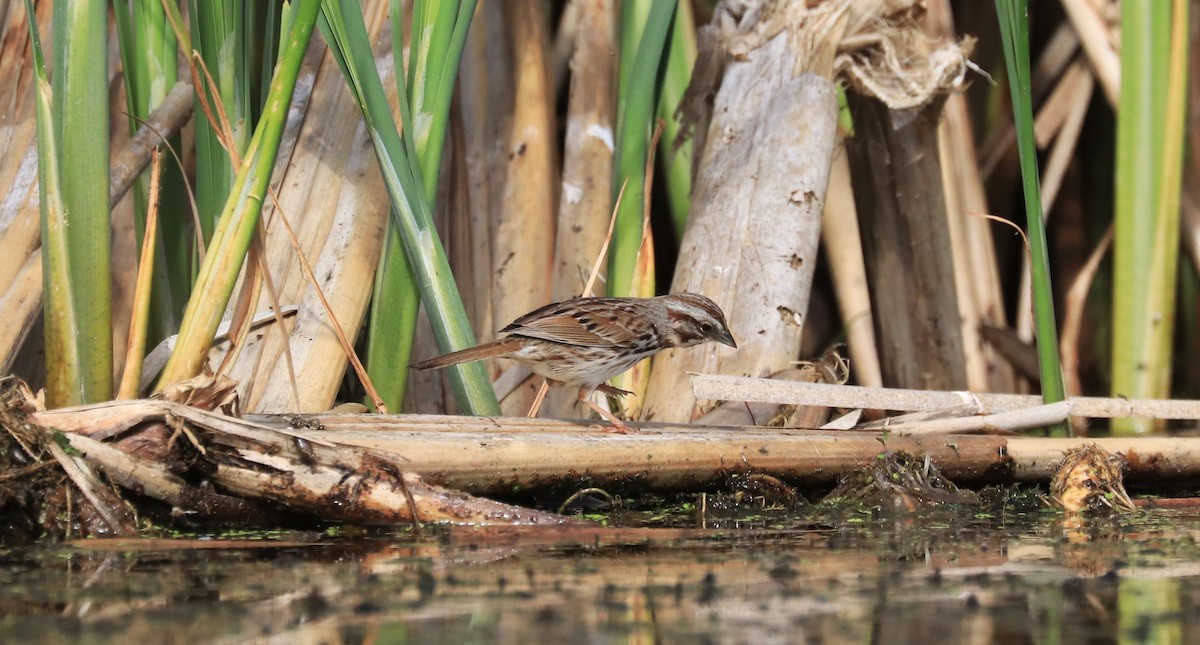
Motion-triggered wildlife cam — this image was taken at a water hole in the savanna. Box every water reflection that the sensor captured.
[2,510,1200,643]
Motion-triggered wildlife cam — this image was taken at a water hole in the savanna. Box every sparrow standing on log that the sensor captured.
[412,293,737,431]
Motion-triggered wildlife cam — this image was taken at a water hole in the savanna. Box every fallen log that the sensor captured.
[28,400,1200,500]
[311,418,1200,492]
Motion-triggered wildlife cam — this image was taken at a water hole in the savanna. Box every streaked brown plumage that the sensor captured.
[412,293,736,429]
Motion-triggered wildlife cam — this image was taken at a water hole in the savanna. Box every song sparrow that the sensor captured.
[412,293,736,430]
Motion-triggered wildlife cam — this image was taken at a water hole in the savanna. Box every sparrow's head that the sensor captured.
[658,293,737,349]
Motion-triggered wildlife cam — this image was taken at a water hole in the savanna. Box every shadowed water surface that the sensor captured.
[3,505,1200,644]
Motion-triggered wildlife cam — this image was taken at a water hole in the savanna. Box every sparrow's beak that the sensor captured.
[716,328,737,349]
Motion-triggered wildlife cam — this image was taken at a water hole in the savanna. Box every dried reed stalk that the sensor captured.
[845,91,969,391]
[642,2,843,422]
[821,149,882,389]
[543,0,617,420]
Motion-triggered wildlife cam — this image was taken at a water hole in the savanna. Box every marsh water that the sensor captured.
[3,501,1200,644]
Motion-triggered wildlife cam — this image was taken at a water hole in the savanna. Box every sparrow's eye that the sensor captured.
[699,322,713,334]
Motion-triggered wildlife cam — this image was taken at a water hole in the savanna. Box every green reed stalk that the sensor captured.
[322,0,499,415]
[113,0,190,346]
[608,0,677,297]
[658,0,696,241]
[1111,0,1188,434]
[994,0,1067,435]
[155,0,323,389]
[26,0,113,406]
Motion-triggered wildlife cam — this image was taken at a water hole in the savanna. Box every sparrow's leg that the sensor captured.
[526,377,553,418]
[577,385,636,433]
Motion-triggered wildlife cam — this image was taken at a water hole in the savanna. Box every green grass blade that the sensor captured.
[1111,0,1188,434]
[994,0,1067,434]
[608,0,677,297]
[364,226,419,412]
[616,0,650,100]
[364,0,422,413]
[246,1,283,120]
[321,0,499,415]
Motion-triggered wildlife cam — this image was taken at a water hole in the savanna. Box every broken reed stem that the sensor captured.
[692,376,1200,421]
[884,401,1072,435]
[109,81,194,207]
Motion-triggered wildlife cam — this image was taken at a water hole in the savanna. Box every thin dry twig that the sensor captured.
[262,189,385,412]
[109,81,195,208]
[44,440,139,536]
[558,487,615,514]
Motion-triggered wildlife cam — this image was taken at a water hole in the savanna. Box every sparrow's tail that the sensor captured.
[410,338,522,370]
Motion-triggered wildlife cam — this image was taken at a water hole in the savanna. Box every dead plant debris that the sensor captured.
[0,376,117,541]
[3,375,574,538]
[1048,443,1137,514]
[824,451,980,510]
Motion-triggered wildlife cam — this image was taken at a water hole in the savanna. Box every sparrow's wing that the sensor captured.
[501,298,653,348]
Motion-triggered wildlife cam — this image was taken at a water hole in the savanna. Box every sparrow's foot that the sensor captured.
[580,397,637,433]
[595,383,634,398]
